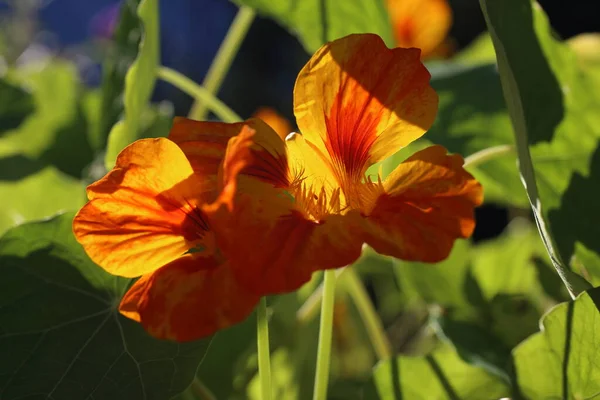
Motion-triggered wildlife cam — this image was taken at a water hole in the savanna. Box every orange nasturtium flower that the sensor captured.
[73,33,482,342]
[386,0,453,59]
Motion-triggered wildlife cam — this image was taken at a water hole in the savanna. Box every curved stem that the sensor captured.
[189,6,256,120]
[257,297,272,400]
[344,268,393,361]
[156,66,241,123]
[313,269,337,400]
[463,144,514,169]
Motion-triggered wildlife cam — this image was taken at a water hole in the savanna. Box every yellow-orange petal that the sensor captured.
[73,138,213,278]
[362,145,483,262]
[294,34,438,181]
[168,117,249,177]
[387,0,452,59]
[253,107,293,141]
[119,254,260,342]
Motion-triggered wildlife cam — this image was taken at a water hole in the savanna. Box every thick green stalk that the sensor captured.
[313,269,337,400]
[189,6,256,120]
[257,297,272,400]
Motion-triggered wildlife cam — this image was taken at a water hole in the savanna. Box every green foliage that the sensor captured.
[232,0,394,53]
[0,213,211,400]
[514,287,600,399]
[480,0,600,290]
[105,0,160,169]
[367,344,510,399]
[0,62,94,235]
[1,0,600,398]
[0,79,34,134]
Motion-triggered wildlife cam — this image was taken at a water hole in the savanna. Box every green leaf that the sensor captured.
[454,33,496,65]
[0,78,34,134]
[233,0,394,53]
[0,61,95,177]
[366,343,510,399]
[0,213,211,399]
[105,0,160,169]
[394,240,475,310]
[479,0,600,296]
[0,163,85,235]
[513,287,600,399]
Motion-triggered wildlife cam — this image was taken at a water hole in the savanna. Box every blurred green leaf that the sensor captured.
[0,61,95,177]
[0,79,34,134]
[513,287,600,399]
[0,213,211,400]
[366,343,510,399]
[480,0,600,294]
[0,163,85,235]
[232,0,394,53]
[394,240,475,310]
[454,33,496,65]
[105,0,160,169]
[0,62,98,234]
[470,221,545,300]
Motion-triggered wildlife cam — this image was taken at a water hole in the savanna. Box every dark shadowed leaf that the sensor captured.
[0,213,211,400]
[233,0,394,53]
[0,79,34,135]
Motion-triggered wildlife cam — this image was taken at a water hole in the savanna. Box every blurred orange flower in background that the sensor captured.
[73,33,481,342]
[387,0,453,59]
[253,106,293,138]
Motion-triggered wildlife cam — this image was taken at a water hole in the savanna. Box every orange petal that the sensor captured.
[73,138,212,278]
[362,145,483,262]
[212,200,364,294]
[120,254,260,342]
[387,0,452,59]
[294,34,437,181]
[168,117,249,177]
[253,107,293,140]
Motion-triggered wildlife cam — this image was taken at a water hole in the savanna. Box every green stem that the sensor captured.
[297,268,346,324]
[257,297,272,400]
[156,66,241,123]
[463,144,514,169]
[189,6,256,120]
[313,269,337,400]
[344,268,393,361]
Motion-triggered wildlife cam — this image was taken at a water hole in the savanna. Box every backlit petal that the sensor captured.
[120,255,260,342]
[168,117,248,177]
[387,0,452,59]
[73,138,212,278]
[286,133,346,218]
[362,145,483,262]
[215,207,365,295]
[294,34,437,180]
